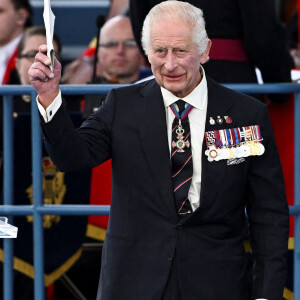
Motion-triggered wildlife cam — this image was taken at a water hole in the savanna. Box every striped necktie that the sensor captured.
[170,100,193,217]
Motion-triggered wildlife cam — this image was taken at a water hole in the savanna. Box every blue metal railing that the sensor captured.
[1,83,300,300]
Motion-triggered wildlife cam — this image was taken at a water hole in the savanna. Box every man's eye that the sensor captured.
[156,49,165,53]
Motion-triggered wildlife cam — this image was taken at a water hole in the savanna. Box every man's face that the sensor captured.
[17,34,59,85]
[148,19,210,98]
[98,17,143,82]
[0,0,24,46]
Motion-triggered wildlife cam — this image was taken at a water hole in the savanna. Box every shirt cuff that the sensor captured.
[36,90,62,123]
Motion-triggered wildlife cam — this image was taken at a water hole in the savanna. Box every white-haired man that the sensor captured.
[29,1,289,300]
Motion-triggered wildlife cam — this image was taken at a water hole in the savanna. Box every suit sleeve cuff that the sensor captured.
[36,90,62,123]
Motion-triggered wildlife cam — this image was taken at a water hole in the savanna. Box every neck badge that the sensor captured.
[170,102,193,153]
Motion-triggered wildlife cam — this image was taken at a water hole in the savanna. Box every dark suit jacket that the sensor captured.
[130,0,292,86]
[41,78,289,300]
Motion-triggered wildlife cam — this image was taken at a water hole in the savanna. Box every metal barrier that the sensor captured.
[0,83,300,300]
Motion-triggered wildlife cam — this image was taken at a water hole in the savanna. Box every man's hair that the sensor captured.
[11,0,33,27]
[141,0,209,55]
[18,26,62,58]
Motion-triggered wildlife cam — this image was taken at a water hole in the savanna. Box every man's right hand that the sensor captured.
[28,44,61,109]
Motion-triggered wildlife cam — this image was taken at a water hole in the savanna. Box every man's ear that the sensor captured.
[16,8,29,26]
[200,39,212,64]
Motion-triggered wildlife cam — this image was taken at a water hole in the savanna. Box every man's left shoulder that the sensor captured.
[207,76,264,109]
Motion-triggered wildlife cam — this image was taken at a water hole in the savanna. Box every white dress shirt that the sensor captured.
[37,90,62,122]
[0,34,22,85]
[160,66,208,211]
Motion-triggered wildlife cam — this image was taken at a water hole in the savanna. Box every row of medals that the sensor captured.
[205,141,265,162]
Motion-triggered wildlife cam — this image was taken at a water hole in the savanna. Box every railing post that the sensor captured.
[3,95,14,300]
[31,91,45,300]
[294,92,300,299]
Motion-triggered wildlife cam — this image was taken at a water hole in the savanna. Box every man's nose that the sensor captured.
[164,52,177,71]
[116,42,126,54]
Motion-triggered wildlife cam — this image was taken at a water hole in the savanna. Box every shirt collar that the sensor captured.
[161,65,207,111]
[0,34,23,62]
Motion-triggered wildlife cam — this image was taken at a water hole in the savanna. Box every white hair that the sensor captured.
[141,0,209,55]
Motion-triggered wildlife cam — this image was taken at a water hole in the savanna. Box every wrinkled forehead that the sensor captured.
[150,19,194,43]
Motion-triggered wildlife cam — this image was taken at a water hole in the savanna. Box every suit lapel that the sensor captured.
[199,78,235,211]
[134,80,177,219]
[133,78,237,219]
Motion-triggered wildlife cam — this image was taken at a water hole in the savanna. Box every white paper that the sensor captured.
[43,0,55,71]
[0,217,18,238]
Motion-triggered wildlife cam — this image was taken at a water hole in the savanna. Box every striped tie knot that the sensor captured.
[176,99,186,116]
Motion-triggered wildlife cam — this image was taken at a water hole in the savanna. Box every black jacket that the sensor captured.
[41,78,289,300]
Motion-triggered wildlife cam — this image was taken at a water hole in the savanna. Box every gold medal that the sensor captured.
[209,149,218,159]
[228,148,234,159]
[253,143,260,156]
[247,142,255,156]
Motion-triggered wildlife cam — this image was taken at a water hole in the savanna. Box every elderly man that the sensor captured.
[83,15,145,117]
[29,1,289,300]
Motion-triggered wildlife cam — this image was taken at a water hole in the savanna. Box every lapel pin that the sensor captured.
[224,116,232,124]
[216,116,223,125]
[209,117,216,125]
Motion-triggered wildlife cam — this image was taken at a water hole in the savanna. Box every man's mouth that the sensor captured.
[163,74,184,81]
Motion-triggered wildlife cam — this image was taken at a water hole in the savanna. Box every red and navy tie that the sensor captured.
[171,100,193,217]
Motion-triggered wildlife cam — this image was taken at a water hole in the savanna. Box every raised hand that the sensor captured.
[28,44,61,109]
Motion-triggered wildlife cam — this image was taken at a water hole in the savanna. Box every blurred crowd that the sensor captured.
[0,0,297,299]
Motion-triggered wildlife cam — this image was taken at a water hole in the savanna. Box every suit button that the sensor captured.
[166,253,173,261]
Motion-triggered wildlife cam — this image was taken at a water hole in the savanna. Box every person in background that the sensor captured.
[14,26,61,109]
[61,0,130,85]
[16,27,61,85]
[83,15,145,118]
[0,26,61,146]
[0,0,32,195]
[14,26,80,112]
[29,1,289,299]
[0,0,32,85]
